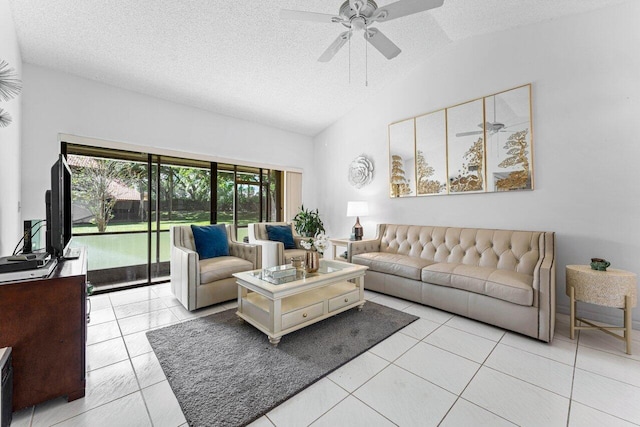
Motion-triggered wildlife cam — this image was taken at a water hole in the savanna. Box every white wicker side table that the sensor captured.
[566,265,637,354]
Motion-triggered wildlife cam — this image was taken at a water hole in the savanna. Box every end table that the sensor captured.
[566,265,637,354]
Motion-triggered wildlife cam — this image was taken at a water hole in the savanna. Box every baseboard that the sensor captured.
[556,303,640,331]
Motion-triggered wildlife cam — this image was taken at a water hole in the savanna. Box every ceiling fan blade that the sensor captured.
[365,28,401,60]
[280,9,341,24]
[372,0,445,23]
[456,130,484,137]
[318,32,351,62]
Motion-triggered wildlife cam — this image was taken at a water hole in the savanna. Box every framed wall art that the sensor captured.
[388,118,416,197]
[388,84,533,198]
[415,109,447,196]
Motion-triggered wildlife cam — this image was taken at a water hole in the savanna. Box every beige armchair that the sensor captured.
[170,224,261,311]
[248,222,307,268]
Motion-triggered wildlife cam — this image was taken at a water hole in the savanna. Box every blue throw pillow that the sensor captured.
[190,224,229,259]
[265,225,296,250]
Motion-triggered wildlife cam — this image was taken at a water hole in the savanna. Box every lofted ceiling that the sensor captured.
[8,0,628,136]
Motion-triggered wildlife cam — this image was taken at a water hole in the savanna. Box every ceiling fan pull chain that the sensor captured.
[365,26,368,87]
[348,30,352,84]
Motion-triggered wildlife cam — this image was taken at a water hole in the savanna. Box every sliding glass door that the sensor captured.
[65,143,283,290]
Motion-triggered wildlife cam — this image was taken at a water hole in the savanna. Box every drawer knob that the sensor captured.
[344,298,349,302]
[303,313,308,318]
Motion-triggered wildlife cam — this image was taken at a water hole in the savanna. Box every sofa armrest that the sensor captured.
[347,239,381,262]
[535,232,556,342]
[249,239,284,268]
[229,242,262,269]
[170,244,199,311]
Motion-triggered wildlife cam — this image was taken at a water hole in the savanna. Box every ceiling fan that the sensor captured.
[280,0,445,62]
[456,96,526,138]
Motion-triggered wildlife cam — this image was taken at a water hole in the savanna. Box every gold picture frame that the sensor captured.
[388,118,416,197]
[388,84,533,198]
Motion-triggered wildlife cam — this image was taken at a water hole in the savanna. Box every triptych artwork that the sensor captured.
[389,84,533,198]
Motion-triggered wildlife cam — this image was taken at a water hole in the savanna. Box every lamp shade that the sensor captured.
[346,201,369,217]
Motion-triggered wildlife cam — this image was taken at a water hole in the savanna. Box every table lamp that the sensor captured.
[347,201,369,241]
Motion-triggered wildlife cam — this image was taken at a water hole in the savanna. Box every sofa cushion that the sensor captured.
[199,256,253,284]
[352,252,436,281]
[190,224,229,259]
[266,225,297,250]
[422,263,533,306]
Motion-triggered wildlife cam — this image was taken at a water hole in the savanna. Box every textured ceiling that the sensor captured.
[8,0,628,136]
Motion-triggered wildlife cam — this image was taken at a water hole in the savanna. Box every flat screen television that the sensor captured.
[45,154,72,258]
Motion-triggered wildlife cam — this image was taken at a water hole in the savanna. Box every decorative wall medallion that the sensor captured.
[348,155,374,189]
[0,60,22,101]
[0,108,12,128]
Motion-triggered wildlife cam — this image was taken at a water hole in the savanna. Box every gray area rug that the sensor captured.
[147,301,417,427]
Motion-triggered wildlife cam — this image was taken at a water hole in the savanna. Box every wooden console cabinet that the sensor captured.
[0,248,87,411]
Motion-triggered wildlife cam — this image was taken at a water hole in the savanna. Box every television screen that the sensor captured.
[46,154,72,258]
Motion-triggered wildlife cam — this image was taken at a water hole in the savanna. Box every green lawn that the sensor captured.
[73,211,236,234]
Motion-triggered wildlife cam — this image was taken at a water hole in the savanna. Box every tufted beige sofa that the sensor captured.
[171,225,261,311]
[348,224,556,342]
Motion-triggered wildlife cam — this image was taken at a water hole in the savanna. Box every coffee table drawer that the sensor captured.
[329,289,360,312]
[282,302,323,330]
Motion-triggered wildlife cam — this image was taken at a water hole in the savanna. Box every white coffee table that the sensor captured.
[233,259,368,346]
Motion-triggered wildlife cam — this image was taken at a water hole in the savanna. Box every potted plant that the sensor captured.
[293,205,325,237]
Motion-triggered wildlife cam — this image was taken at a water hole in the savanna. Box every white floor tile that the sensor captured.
[159,295,183,308]
[572,369,640,424]
[354,364,457,426]
[485,344,574,397]
[310,395,395,427]
[109,288,157,306]
[395,342,480,395]
[168,302,229,321]
[445,315,506,341]
[363,290,379,300]
[554,313,574,342]
[423,325,497,363]
[569,402,637,427]
[328,351,389,393]
[118,308,179,335]
[266,378,348,427]
[462,367,569,427]
[123,330,154,358]
[576,345,640,387]
[10,406,33,427]
[248,416,275,427]
[88,294,112,310]
[141,380,186,427]
[403,303,454,324]
[54,392,151,427]
[369,294,413,311]
[399,317,441,340]
[87,320,121,345]
[440,398,516,427]
[86,337,129,371]
[579,329,640,361]
[89,307,116,325]
[131,351,166,388]
[369,331,418,362]
[500,332,577,366]
[150,283,173,297]
[32,360,139,427]
[113,298,168,319]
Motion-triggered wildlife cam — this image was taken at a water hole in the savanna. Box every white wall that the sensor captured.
[314,1,640,327]
[20,64,317,222]
[0,0,22,255]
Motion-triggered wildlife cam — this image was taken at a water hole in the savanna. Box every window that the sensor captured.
[65,143,283,290]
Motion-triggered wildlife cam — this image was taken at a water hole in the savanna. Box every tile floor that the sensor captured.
[10,283,640,426]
